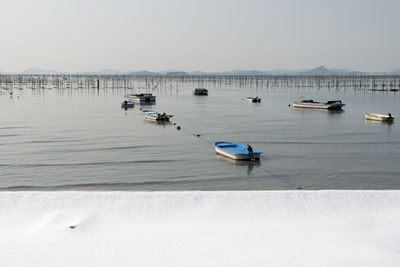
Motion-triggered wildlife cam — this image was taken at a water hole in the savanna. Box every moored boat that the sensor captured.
[364,113,394,121]
[142,110,173,122]
[293,99,345,110]
[124,93,156,103]
[121,100,134,108]
[214,142,262,160]
[194,88,208,95]
[246,97,261,103]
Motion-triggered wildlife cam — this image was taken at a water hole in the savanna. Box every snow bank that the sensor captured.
[1,191,400,266]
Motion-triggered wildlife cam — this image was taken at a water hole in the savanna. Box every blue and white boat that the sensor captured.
[142,109,173,122]
[214,142,262,160]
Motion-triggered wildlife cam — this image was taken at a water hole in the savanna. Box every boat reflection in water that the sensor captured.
[365,119,394,126]
[143,119,172,127]
[215,154,261,175]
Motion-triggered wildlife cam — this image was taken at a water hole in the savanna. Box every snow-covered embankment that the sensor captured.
[1,191,399,266]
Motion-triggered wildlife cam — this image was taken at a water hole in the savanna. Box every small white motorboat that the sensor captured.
[142,110,173,122]
[214,142,262,160]
[364,113,394,121]
[292,99,345,110]
[246,97,261,103]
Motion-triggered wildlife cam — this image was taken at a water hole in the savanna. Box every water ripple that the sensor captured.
[0,159,177,168]
[256,141,400,145]
[0,134,22,137]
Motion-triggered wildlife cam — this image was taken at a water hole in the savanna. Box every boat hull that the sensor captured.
[214,142,262,160]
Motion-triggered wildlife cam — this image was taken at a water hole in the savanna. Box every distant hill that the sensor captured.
[228,70,265,75]
[21,68,64,75]
[298,66,332,75]
[264,69,306,75]
[295,66,366,75]
[391,69,400,74]
[329,68,365,75]
[78,69,162,75]
[188,71,213,75]
[127,71,162,76]
[187,67,368,76]
[82,69,125,75]
[0,66,398,75]
[165,71,188,76]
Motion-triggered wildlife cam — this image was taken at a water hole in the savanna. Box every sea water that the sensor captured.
[1,85,399,190]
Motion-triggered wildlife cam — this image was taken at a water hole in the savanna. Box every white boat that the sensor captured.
[364,113,394,121]
[246,97,261,103]
[293,99,345,110]
[194,88,208,95]
[124,93,156,103]
[214,142,262,160]
[142,110,173,122]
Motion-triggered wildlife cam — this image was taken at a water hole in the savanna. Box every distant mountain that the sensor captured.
[229,70,266,75]
[295,66,366,75]
[297,66,333,75]
[188,71,213,75]
[78,69,163,75]
[127,71,162,76]
[83,69,126,75]
[165,71,188,76]
[1,66,398,75]
[263,69,306,75]
[391,69,400,74]
[21,68,64,75]
[329,68,365,75]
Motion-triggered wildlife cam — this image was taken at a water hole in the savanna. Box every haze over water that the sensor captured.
[1,80,399,191]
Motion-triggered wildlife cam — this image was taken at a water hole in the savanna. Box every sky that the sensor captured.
[1,0,399,73]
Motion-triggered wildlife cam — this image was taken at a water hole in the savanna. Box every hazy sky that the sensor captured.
[1,0,399,72]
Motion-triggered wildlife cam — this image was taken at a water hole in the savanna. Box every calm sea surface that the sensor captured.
[1,85,399,190]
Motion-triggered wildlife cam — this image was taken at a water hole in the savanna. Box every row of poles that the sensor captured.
[1,74,400,92]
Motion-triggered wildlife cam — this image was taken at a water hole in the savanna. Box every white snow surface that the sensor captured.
[1,191,400,266]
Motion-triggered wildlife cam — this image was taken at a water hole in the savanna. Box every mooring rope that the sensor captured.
[257,165,303,189]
